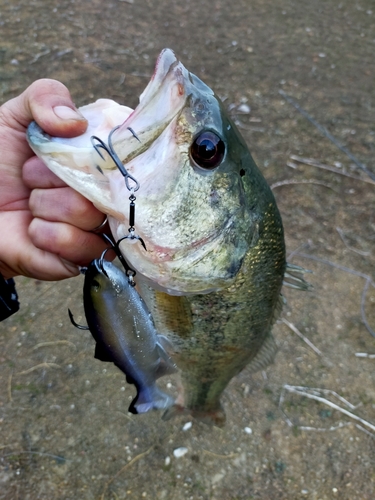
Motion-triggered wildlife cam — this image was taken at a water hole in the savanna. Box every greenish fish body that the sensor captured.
[27,49,286,424]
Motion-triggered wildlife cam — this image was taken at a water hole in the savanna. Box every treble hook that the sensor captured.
[91,126,146,285]
[91,126,140,192]
[100,234,139,286]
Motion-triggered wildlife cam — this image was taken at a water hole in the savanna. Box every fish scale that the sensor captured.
[139,202,285,424]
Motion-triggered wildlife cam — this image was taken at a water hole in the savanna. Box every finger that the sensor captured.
[3,78,87,137]
[29,187,106,231]
[1,79,88,172]
[23,156,68,189]
[29,218,110,266]
[0,211,79,281]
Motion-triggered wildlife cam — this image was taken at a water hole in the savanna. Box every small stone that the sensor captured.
[237,103,251,114]
[173,447,188,458]
[165,456,171,466]
[244,427,252,435]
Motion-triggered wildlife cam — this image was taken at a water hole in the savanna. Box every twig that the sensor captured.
[116,411,133,421]
[2,450,66,461]
[360,278,375,338]
[282,385,357,410]
[271,179,334,190]
[355,424,375,439]
[287,161,298,169]
[32,340,76,350]
[279,90,375,182]
[8,371,13,402]
[202,449,239,459]
[282,385,375,433]
[295,253,374,284]
[298,422,351,432]
[0,443,19,450]
[18,363,61,375]
[336,227,371,257]
[355,353,375,359]
[295,253,375,338]
[290,155,375,186]
[29,49,51,64]
[280,318,333,366]
[100,446,153,500]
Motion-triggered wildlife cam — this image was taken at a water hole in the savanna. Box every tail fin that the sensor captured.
[128,385,175,414]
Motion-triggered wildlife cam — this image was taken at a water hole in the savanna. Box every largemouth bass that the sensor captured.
[27,49,286,424]
[82,257,176,414]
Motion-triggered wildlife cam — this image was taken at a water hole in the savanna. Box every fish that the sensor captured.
[81,256,176,414]
[27,48,286,424]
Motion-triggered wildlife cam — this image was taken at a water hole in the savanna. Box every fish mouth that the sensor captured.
[27,49,191,169]
[109,49,192,165]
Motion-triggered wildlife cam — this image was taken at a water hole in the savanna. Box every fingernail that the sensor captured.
[53,105,85,121]
[61,258,80,276]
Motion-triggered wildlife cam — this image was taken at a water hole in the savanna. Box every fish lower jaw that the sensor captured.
[132,269,225,296]
[117,233,240,294]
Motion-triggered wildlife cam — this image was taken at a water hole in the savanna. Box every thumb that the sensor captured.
[2,78,87,138]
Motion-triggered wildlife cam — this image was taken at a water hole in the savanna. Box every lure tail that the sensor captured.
[128,384,175,414]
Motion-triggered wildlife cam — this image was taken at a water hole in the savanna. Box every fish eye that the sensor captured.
[190,131,225,170]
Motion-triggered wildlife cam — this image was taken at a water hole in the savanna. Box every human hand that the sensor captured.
[0,79,110,280]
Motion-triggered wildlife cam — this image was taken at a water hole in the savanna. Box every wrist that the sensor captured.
[0,261,17,280]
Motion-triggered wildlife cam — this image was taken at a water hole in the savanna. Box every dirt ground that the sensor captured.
[1,0,375,498]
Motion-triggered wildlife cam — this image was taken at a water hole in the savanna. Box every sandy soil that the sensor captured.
[0,0,374,498]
